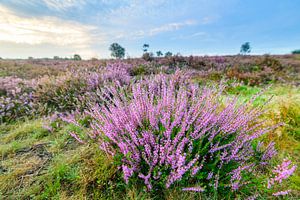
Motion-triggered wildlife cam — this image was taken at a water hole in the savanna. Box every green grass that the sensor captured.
[0,118,123,199]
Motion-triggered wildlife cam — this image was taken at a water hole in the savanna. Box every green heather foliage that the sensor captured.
[129,65,148,76]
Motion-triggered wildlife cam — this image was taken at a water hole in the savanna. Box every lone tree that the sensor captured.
[143,44,149,52]
[240,42,251,55]
[156,51,163,57]
[165,51,173,57]
[109,43,125,59]
[73,54,82,61]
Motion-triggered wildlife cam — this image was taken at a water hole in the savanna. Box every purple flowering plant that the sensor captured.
[64,72,296,197]
[0,76,35,123]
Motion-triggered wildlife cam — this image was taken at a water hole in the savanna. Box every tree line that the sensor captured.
[3,42,300,60]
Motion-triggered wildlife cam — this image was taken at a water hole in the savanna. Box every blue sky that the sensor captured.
[0,0,299,59]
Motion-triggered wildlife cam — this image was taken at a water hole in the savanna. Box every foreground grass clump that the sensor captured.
[64,74,297,198]
[0,119,125,199]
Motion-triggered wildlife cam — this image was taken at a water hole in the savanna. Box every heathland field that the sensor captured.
[0,55,299,199]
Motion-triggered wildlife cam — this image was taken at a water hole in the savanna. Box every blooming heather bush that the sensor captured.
[34,63,133,115]
[0,92,34,123]
[0,76,35,123]
[0,76,35,96]
[102,62,131,85]
[34,73,88,115]
[65,73,296,197]
[0,76,24,96]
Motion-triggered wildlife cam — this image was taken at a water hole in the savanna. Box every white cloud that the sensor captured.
[149,20,197,36]
[0,5,108,58]
[101,0,175,26]
[0,5,106,46]
[172,32,207,40]
[42,0,86,11]
[113,20,197,40]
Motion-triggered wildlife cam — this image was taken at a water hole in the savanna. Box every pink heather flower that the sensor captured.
[262,142,277,161]
[69,132,85,144]
[268,159,296,188]
[42,125,53,132]
[191,166,201,176]
[258,142,277,165]
[122,165,134,184]
[245,194,258,200]
[182,187,205,192]
[272,159,296,182]
[207,172,214,180]
[272,190,291,196]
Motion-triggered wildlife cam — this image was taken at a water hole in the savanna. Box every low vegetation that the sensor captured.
[0,55,299,199]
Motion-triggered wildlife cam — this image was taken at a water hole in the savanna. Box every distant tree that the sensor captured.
[73,54,82,61]
[28,56,34,60]
[292,49,300,54]
[0,57,2,60]
[53,56,60,60]
[143,44,150,52]
[240,42,251,55]
[109,43,125,59]
[156,51,163,57]
[165,51,173,57]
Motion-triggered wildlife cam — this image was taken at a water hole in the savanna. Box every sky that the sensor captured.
[0,0,300,59]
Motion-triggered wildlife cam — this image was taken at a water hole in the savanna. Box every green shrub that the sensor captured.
[129,65,148,76]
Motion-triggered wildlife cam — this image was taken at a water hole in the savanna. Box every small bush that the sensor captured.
[129,65,148,76]
[34,62,133,115]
